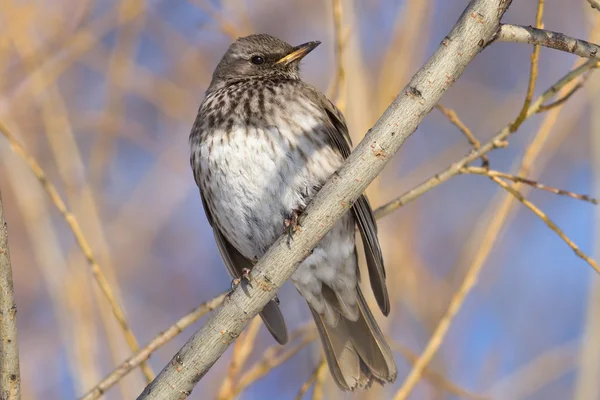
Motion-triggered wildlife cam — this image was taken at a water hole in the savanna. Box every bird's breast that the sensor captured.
[196,118,342,260]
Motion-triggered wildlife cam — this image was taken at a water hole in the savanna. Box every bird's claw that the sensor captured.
[229,268,252,294]
[284,208,302,246]
[241,267,252,282]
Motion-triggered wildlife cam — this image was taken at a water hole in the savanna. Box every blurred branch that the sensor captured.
[488,175,600,273]
[191,0,249,38]
[328,0,347,112]
[589,0,600,11]
[374,59,598,220]
[391,341,488,400]
[294,358,325,400]
[0,120,147,386]
[311,358,328,400]
[463,167,598,204]
[230,326,318,397]
[485,340,578,399]
[573,25,600,396]
[393,190,515,400]
[497,24,600,59]
[393,5,588,395]
[137,1,513,398]
[80,293,227,400]
[0,189,21,400]
[435,104,489,168]
[216,316,262,400]
[12,1,150,100]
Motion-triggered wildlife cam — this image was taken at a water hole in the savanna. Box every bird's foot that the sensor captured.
[284,208,303,246]
[229,268,252,293]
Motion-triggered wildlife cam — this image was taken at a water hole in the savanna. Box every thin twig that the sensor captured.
[79,293,226,400]
[536,80,587,112]
[328,0,347,112]
[490,176,600,273]
[511,0,544,132]
[374,60,599,220]
[497,24,600,60]
[0,189,21,400]
[294,359,326,400]
[435,104,489,167]
[464,167,598,205]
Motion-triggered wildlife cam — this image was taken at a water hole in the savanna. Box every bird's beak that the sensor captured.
[275,41,321,65]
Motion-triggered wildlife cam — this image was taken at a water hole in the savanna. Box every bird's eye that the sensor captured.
[251,55,265,65]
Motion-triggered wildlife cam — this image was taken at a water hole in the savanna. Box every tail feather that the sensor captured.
[259,300,288,345]
[309,287,397,391]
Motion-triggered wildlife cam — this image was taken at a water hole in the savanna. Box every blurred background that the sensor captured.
[1,0,599,399]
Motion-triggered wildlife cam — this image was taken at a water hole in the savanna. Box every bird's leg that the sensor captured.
[241,267,252,282]
[284,207,303,246]
[229,268,253,293]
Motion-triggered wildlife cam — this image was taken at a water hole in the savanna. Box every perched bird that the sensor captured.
[190,34,397,391]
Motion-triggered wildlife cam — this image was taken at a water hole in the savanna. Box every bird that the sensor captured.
[189,33,397,391]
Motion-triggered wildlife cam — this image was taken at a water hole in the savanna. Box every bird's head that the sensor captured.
[207,34,320,92]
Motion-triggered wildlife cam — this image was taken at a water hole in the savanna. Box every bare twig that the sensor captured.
[216,316,262,400]
[79,293,226,400]
[537,79,587,112]
[137,1,513,398]
[464,167,598,204]
[490,176,600,273]
[0,189,21,400]
[435,104,489,167]
[497,24,600,60]
[392,6,592,395]
[294,359,326,400]
[374,59,599,220]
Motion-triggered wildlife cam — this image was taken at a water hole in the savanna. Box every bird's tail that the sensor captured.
[309,287,397,391]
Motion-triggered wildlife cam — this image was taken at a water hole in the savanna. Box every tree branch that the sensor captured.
[374,59,598,220]
[497,24,600,59]
[80,293,226,400]
[0,188,21,399]
[137,0,512,398]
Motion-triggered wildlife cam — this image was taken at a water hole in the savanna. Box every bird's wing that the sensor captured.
[196,178,289,344]
[302,85,390,316]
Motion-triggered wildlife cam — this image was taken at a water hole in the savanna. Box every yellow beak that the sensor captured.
[275,41,321,65]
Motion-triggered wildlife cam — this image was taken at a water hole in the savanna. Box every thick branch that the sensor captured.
[137,0,512,398]
[497,24,600,59]
[0,188,21,399]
